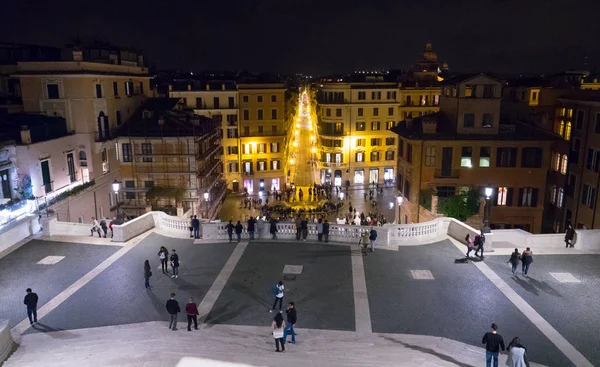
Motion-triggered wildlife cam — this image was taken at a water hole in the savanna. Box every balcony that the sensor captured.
[240,131,285,137]
[434,169,460,178]
[42,181,54,195]
[95,130,119,142]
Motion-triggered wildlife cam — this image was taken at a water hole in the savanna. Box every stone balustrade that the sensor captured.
[0,319,14,365]
[111,211,190,242]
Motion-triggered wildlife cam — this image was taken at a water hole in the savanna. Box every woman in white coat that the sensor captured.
[506,337,529,367]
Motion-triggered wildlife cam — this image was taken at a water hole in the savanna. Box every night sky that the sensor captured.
[2,0,599,75]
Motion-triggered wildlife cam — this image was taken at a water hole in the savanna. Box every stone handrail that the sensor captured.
[0,319,14,364]
[111,211,190,242]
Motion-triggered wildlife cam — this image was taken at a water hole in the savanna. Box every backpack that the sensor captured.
[272,285,279,296]
[474,235,482,246]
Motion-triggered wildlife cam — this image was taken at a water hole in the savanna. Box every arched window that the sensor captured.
[565,122,572,141]
[79,150,87,161]
[554,153,561,171]
[550,185,557,204]
[557,188,564,208]
[558,120,565,136]
[561,154,568,174]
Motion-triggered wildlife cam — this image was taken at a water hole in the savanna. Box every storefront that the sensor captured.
[354,169,364,184]
[369,168,379,185]
[334,170,342,187]
[384,167,394,182]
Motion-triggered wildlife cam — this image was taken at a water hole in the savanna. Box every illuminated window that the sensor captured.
[560,108,566,117]
[334,153,342,163]
[554,152,561,171]
[425,146,436,166]
[557,188,564,208]
[465,85,473,97]
[568,109,573,118]
[560,154,568,174]
[325,153,331,163]
[355,152,364,162]
[479,147,491,167]
[356,139,365,147]
[497,187,508,206]
[550,185,557,204]
[565,122,572,141]
[461,147,473,167]
[558,120,565,136]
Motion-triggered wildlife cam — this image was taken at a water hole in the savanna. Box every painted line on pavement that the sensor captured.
[198,241,248,324]
[10,230,153,340]
[449,238,593,367]
[351,248,372,334]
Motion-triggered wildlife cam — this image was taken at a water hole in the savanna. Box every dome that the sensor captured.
[422,41,438,62]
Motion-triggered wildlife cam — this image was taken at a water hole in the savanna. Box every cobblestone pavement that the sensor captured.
[5,233,597,366]
[0,239,120,328]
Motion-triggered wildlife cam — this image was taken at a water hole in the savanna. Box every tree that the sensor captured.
[437,188,480,221]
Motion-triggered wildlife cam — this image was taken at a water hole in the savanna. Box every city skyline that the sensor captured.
[2,0,599,75]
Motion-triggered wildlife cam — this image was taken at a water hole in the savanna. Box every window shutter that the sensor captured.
[518,188,523,207]
[496,149,502,167]
[536,149,542,167]
[510,148,517,167]
[531,188,538,207]
[506,188,514,206]
[493,187,499,206]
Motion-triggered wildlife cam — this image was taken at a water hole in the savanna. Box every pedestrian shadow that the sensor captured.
[528,277,562,297]
[230,282,271,308]
[379,335,472,367]
[454,256,482,264]
[203,301,246,326]
[295,249,349,258]
[146,288,169,321]
[172,276,201,292]
[512,276,540,296]
[31,323,76,339]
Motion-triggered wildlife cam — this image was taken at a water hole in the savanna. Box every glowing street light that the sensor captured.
[483,187,493,234]
[394,194,404,224]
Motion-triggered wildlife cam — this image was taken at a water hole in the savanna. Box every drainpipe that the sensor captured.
[416,139,425,223]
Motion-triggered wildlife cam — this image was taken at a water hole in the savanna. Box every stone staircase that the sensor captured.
[4,322,542,367]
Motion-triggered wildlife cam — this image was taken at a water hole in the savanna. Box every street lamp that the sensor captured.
[112,179,120,193]
[482,187,493,233]
[394,194,404,224]
[340,192,345,201]
[203,191,210,219]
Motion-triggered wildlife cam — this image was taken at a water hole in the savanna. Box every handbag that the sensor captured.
[273,329,284,338]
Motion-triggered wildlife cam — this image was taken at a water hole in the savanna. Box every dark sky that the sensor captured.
[2,0,599,75]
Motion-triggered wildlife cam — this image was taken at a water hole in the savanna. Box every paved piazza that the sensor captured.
[2,233,599,366]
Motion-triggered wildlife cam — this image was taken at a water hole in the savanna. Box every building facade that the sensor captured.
[392,74,561,233]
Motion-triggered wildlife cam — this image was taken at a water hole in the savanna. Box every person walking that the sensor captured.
[144,260,152,289]
[316,218,323,241]
[90,217,102,237]
[257,216,264,240]
[166,293,180,331]
[283,302,297,344]
[506,337,529,367]
[465,234,475,257]
[185,297,199,331]
[226,220,234,242]
[100,217,108,238]
[300,218,308,241]
[247,216,256,241]
[158,246,169,274]
[272,312,286,352]
[189,216,194,238]
[270,217,278,239]
[235,221,243,243]
[24,288,38,325]
[369,227,378,252]
[508,248,520,276]
[474,231,486,258]
[295,215,302,240]
[170,249,180,278]
[192,215,200,239]
[565,223,575,248]
[323,219,330,242]
[520,247,533,275]
[482,323,505,367]
[270,281,285,313]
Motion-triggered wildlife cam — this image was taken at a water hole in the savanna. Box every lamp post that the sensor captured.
[339,192,344,201]
[482,187,493,233]
[203,191,209,219]
[395,194,404,224]
[111,180,120,216]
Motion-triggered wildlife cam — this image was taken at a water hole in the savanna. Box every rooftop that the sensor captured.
[390,112,561,141]
[0,113,70,144]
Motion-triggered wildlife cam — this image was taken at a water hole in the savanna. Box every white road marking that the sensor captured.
[449,238,593,367]
[410,270,434,280]
[351,249,372,334]
[37,256,65,265]
[197,242,248,324]
[549,272,581,283]
[283,265,303,274]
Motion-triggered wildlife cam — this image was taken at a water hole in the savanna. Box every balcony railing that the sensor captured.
[43,181,54,195]
[434,169,460,178]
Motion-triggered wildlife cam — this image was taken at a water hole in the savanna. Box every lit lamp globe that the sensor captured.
[397,195,404,205]
[340,192,345,200]
[112,180,120,193]
[485,187,493,199]
[203,191,209,201]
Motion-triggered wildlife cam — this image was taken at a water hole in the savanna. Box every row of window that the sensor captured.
[462,113,494,128]
[321,137,395,148]
[494,187,539,207]
[242,109,278,120]
[47,80,142,100]
[556,110,600,136]
[228,160,281,173]
[188,96,235,109]
[241,94,278,103]
[354,151,395,162]
[240,143,280,154]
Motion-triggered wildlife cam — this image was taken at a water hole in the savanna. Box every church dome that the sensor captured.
[423,41,438,62]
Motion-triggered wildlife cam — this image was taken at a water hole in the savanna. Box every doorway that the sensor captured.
[67,152,76,182]
[232,180,240,192]
[0,169,11,199]
[441,147,453,177]
[369,168,379,185]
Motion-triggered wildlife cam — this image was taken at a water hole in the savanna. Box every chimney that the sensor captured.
[72,50,83,61]
[168,85,173,91]
[187,84,192,91]
[20,125,32,144]
[205,84,210,91]
[221,83,225,91]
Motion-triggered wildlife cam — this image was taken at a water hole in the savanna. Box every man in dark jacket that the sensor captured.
[247,216,256,241]
[300,218,308,241]
[226,220,234,242]
[283,302,297,344]
[323,220,330,242]
[482,323,505,367]
[192,215,200,239]
[270,217,278,239]
[474,232,486,259]
[235,221,243,243]
[24,288,38,325]
[565,223,575,248]
[170,249,180,279]
[520,247,533,275]
[295,215,302,240]
[166,293,180,330]
[369,227,378,252]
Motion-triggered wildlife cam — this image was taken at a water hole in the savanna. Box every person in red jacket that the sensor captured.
[186,297,199,331]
